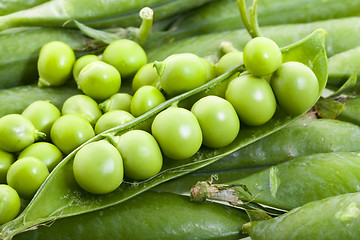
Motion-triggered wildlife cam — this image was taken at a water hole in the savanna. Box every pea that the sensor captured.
[225,74,277,126]
[37,41,75,87]
[22,100,61,138]
[99,93,133,113]
[77,61,121,101]
[94,110,135,135]
[0,149,14,184]
[200,57,216,82]
[7,157,49,199]
[102,39,147,79]
[0,114,45,152]
[243,37,282,77]
[50,115,95,155]
[132,62,160,92]
[0,184,20,225]
[271,61,319,115]
[130,86,166,117]
[151,107,202,160]
[73,140,123,194]
[61,94,102,126]
[18,142,63,172]
[154,53,207,97]
[116,130,163,180]
[214,51,243,76]
[72,54,101,84]
[191,95,240,148]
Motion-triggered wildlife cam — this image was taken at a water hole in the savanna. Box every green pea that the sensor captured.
[61,94,102,126]
[18,142,63,172]
[37,41,75,87]
[99,93,132,113]
[94,110,135,135]
[214,51,243,76]
[130,86,166,117]
[0,184,20,225]
[200,57,216,82]
[132,62,160,92]
[22,100,61,138]
[72,54,101,85]
[0,149,14,183]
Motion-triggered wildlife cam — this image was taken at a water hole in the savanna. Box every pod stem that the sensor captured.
[237,0,262,38]
[136,7,154,46]
[34,130,47,141]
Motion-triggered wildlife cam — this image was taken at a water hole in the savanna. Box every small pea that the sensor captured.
[0,149,14,183]
[131,86,166,117]
[0,184,20,224]
[94,110,135,135]
[215,51,243,76]
[99,93,132,113]
[132,62,160,92]
[73,54,101,85]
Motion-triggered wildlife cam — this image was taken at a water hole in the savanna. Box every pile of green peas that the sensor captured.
[0,36,319,224]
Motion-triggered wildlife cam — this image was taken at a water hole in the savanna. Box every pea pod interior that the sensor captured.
[0,29,327,239]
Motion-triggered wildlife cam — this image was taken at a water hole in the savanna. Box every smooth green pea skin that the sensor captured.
[77,61,121,101]
[73,140,123,194]
[154,53,207,97]
[200,57,216,82]
[0,114,44,152]
[130,86,166,117]
[0,149,14,183]
[37,41,76,87]
[72,54,101,84]
[18,142,63,172]
[22,100,61,138]
[214,51,243,76]
[270,61,319,115]
[7,157,49,199]
[191,95,240,148]
[50,115,95,155]
[61,94,102,126]
[225,75,277,126]
[99,93,132,113]
[0,184,20,225]
[102,39,147,79]
[151,107,202,160]
[132,62,160,92]
[117,130,163,180]
[94,110,135,135]
[243,37,282,77]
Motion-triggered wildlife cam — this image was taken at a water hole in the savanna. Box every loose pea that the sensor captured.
[18,142,63,171]
[37,41,75,87]
[99,93,133,113]
[62,94,102,126]
[130,85,166,117]
[50,115,95,154]
[132,62,160,92]
[22,100,61,138]
[72,54,101,84]
[0,184,20,224]
[214,51,243,76]
[94,110,135,135]
[7,157,49,199]
[0,149,14,183]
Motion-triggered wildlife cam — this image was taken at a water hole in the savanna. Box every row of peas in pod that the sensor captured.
[0,35,320,225]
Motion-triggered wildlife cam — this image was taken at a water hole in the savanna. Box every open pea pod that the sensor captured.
[0,29,327,239]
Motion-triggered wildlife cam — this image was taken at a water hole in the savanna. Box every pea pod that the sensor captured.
[0,0,215,30]
[243,192,360,240]
[0,29,327,239]
[168,0,360,40]
[14,191,249,240]
[0,0,49,16]
[146,17,360,60]
[191,152,360,211]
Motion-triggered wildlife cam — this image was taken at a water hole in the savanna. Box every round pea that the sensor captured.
[50,115,95,154]
[22,100,61,138]
[0,184,20,224]
[191,95,240,148]
[62,94,102,126]
[94,110,135,134]
[102,39,147,79]
[215,51,243,76]
[0,149,14,183]
[73,54,101,84]
[37,41,75,87]
[243,37,282,77]
[0,114,45,152]
[7,157,49,199]
[99,93,133,113]
[132,62,160,92]
[73,140,123,194]
[117,130,163,180]
[131,86,166,117]
[225,74,277,126]
[270,61,319,115]
[77,61,121,101]
[18,142,63,171]
[151,107,202,160]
